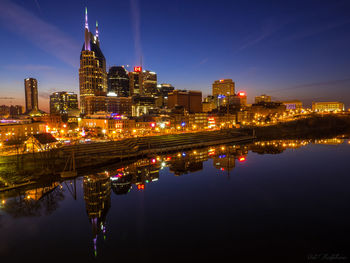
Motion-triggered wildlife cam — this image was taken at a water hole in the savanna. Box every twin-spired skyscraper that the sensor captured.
[79,8,107,115]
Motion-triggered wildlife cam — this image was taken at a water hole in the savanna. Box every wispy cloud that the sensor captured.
[0,0,80,67]
[238,17,291,51]
[285,18,350,42]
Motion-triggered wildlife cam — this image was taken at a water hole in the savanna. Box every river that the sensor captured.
[0,138,349,262]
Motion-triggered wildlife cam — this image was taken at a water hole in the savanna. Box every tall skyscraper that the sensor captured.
[107,66,130,97]
[24,78,39,113]
[79,8,107,115]
[212,79,235,97]
[50,91,79,115]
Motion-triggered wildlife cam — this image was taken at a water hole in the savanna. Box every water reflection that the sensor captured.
[0,138,348,258]
[83,173,111,257]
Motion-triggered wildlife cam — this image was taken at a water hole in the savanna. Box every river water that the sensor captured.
[0,139,349,262]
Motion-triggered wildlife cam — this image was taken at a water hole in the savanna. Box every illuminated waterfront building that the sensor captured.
[0,120,45,142]
[24,78,39,114]
[168,90,202,113]
[312,102,344,112]
[212,79,235,97]
[50,92,78,115]
[79,8,107,115]
[107,66,130,97]
[255,94,271,104]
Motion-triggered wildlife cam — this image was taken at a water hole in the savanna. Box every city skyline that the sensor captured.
[0,0,350,111]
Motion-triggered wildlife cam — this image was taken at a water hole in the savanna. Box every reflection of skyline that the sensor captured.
[83,173,111,257]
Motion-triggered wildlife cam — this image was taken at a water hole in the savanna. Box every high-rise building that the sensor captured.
[129,68,158,97]
[212,79,235,97]
[107,66,130,97]
[168,90,202,113]
[143,70,158,96]
[129,68,143,96]
[79,8,107,115]
[24,78,39,113]
[50,92,79,115]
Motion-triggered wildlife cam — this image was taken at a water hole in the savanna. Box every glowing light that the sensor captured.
[151,158,156,163]
[137,184,145,190]
[134,66,142,72]
[150,122,156,128]
[133,129,137,133]
[238,92,246,97]
[239,156,246,162]
[181,122,186,127]
[160,123,166,129]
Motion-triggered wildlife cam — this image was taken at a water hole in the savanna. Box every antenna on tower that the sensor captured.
[85,7,89,29]
[96,21,99,38]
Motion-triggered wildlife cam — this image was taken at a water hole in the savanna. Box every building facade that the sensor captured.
[24,78,39,113]
[312,102,344,112]
[255,94,271,104]
[168,90,202,113]
[0,120,46,142]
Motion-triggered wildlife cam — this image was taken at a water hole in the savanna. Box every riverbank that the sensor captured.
[0,129,254,177]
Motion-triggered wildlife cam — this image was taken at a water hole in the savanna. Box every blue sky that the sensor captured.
[0,0,349,111]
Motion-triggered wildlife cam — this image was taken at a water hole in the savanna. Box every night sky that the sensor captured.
[0,0,349,111]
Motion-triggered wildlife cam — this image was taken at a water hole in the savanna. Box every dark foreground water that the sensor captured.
[0,139,349,263]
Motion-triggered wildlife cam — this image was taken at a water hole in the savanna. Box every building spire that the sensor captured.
[96,21,99,38]
[85,7,89,29]
[84,7,91,51]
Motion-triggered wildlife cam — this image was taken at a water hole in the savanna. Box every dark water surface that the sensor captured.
[0,139,349,262]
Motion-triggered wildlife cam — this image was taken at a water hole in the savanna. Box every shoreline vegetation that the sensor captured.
[243,114,350,140]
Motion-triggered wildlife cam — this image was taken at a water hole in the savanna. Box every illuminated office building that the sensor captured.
[79,8,107,115]
[212,79,235,97]
[50,92,78,115]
